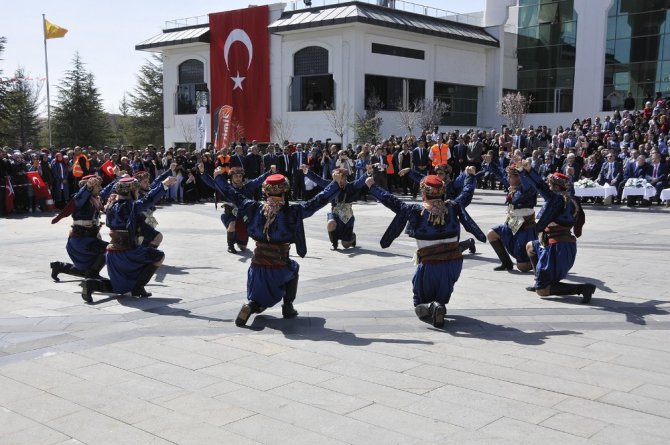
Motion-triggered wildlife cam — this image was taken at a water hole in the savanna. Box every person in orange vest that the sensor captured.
[72,146,91,180]
[429,134,450,171]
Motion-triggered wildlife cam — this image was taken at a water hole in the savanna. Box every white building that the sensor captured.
[137,0,653,147]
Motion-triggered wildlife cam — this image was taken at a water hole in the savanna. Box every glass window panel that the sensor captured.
[178,60,204,84]
[615,15,632,39]
[662,34,670,60]
[557,89,573,112]
[619,0,670,15]
[538,2,558,24]
[519,0,539,7]
[660,61,670,82]
[614,38,631,64]
[519,5,539,28]
[613,70,631,90]
[630,35,663,63]
[294,46,329,76]
[607,16,617,40]
[408,79,425,105]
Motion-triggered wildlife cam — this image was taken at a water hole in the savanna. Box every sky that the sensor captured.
[1,0,487,115]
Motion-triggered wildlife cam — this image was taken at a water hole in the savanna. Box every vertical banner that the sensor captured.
[209,6,270,148]
[196,106,207,151]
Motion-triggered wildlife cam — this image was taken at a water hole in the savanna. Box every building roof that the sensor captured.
[268,1,498,47]
[136,25,210,51]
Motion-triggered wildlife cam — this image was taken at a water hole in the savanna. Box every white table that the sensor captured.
[660,188,670,203]
[574,185,617,198]
[622,186,657,200]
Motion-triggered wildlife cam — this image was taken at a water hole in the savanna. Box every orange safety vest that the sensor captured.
[386,154,395,174]
[217,155,231,174]
[72,154,90,178]
[430,143,450,165]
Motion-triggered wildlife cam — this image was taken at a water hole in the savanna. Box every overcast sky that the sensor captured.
[1,0,487,115]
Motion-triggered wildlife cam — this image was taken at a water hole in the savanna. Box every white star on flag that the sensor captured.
[231,71,246,90]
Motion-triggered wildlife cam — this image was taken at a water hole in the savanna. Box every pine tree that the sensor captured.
[1,68,42,148]
[52,52,109,148]
[0,36,9,141]
[127,54,163,147]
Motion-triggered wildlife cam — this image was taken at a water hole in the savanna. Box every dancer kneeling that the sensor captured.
[81,175,177,303]
[211,168,343,326]
[521,161,596,304]
[365,173,486,328]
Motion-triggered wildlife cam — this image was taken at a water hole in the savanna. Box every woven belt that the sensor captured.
[542,227,575,245]
[416,241,462,264]
[251,242,290,268]
[107,230,133,251]
[69,224,100,238]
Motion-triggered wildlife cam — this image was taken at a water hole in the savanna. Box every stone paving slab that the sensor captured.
[1,189,669,444]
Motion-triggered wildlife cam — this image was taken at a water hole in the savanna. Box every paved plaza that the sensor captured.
[0,189,669,444]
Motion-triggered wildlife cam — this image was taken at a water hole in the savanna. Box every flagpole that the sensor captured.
[42,14,52,148]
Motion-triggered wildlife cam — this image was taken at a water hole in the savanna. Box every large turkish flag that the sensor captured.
[210,6,270,148]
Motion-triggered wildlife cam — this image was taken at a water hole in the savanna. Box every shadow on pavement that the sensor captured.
[154,265,218,282]
[543,297,669,326]
[247,315,434,346]
[342,247,413,259]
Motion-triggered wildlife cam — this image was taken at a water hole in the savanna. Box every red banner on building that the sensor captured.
[209,6,270,148]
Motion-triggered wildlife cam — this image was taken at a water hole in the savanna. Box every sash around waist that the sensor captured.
[252,242,291,268]
[107,230,134,251]
[416,241,463,264]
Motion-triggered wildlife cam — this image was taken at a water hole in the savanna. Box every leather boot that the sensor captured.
[235,300,263,327]
[85,254,106,279]
[282,274,299,318]
[131,264,159,298]
[525,252,539,291]
[548,282,596,304]
[51,261,85,282]
[414,302,434,320]
[432,303,447,328]
[490,239,514,271]
[459,238,475,254]
[80,278,113,303]
[328,231,338,250]
[227,232,238,253]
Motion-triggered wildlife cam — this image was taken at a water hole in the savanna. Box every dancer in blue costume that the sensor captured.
[486,160,538,272]
[80,175,177,303]
[365,173,486,328]
[521,162,595,304]
[301,164,367,250]
[133,168,173,248]
[50,170,119,282]
[399,163,478,254]
[211,168,343,326]
[199,165,273,253]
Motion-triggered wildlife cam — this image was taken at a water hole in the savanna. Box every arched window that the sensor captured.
[290,46,334,111]
[176,59,209,115]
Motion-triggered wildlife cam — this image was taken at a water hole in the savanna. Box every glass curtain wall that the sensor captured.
[517,0,577,113]
[603,0,670,111]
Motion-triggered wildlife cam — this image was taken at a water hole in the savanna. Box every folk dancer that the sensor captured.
[80,175,177,303]
[365,173,486,328]
[522,163,596,304]
[50,172,119,282]
[399,163,478,254]
[133,167,173,248]
[302,165,367,250]
[211,169,343,326]
[486,162,538,272]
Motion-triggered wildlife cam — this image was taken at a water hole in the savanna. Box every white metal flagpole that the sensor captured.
[42,14,52,148]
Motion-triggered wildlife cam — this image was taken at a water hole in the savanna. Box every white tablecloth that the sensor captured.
[574,185,617,198]
[622,186,657,200]
[660,188,670,202]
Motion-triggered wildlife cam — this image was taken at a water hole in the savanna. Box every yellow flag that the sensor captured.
[44,19,68,39]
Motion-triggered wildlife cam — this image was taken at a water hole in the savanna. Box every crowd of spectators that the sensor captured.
[2,98,670,217]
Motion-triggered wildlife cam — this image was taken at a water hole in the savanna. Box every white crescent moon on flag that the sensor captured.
[223,29,253,70]
[105,165,114,175]
[32,177,42,189]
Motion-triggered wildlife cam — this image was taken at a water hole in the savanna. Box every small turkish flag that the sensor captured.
[4,177,14,214]
[101,160,115,177]
[27,172,50,199]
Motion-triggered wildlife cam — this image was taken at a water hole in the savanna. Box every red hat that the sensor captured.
[262,173,290,195]
[552,172,570,181]
[133,171,150,181]
[548,172,571,190]
[419,175,445,198]
[115,176,139,195]
[81,174,98,181]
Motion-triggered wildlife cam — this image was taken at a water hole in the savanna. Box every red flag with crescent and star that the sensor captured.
[209,6,270,147]
[26,172,51,199]
[101,159,115,177]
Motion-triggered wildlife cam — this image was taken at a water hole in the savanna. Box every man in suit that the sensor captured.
[411,140,430,198]
[598,153,622,187]
[290,143,308,200]
[648,151,668,204]
[263,144,279,173]
[277,145,292,180]
[370,146,388,191]
[627,154,653,206]
[230,145,247,169]
[538,154,557,178]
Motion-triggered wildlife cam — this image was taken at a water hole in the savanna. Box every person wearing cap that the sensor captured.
[211,168,343,326]
[365,172,486,328]
[521,162,595,303]
[398,163,478,254]
[50,170,120,283]
[199,163,274,253]
[484,156,538,272]
[301,164,367,250]
[80,174,177,302]
[133,166,174,248]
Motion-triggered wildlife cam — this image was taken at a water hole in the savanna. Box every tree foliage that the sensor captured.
[52,52,110,148]
[353,94,383,145]
[127,54,164,147]
[0,68,42,148]
[0,36,9,139]
[497,92,532,130]
[416,98,448,132]
[395,99,420,136]
[323,102,352,144]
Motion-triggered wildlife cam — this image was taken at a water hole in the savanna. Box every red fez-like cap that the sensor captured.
[265,174,286,185]
[81,174,98,181]
[424,175,444,188]
[552,172,570,181]
[119,177,136,183]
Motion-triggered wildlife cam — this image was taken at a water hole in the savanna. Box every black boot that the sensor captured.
[131,264,159,298]
[525,252,539,292]
[85,254,106,279]
[227,232,238,253]
[459,238,476,254]
[548,282,596,304]
[414,302,434,321]
[490,239,514,271]
[432,303,447,328]
[282,274,299,319]
[235,300,263,326]
[328,231,338,250]
[80,278,113,303]
[50,261,85,282]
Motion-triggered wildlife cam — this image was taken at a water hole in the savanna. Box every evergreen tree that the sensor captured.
[1,68,42,148]
[51,52,109,148]
[127,54,163,147]
[0,37,9,141]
